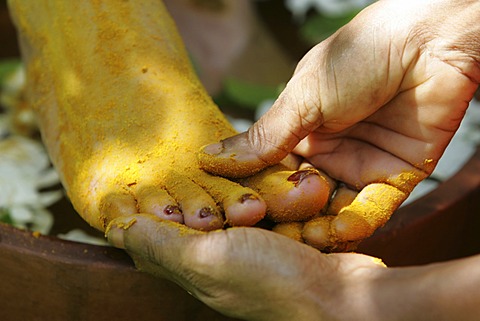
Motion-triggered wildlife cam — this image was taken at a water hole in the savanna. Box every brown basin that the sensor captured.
[1,1,480,320]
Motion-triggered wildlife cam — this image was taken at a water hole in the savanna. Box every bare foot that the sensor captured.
[9,0,331,232]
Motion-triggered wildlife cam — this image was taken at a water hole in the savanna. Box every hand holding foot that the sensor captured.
[106,214,389,321]
[107,214,480,321]
[199,0,480,250]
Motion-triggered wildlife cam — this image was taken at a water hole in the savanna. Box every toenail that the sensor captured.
[202,142,223,155]
[199,207,215,218]
[240,193,258,203]
[164,205,181,216]
[287,168,319,187]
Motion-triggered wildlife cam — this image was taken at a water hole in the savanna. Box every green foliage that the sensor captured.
[220,77,282,110]
[0,208,14,225]
[0,58,21,87]
[300,9,361,44]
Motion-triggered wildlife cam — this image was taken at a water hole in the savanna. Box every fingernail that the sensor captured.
[287,168,319,187]
[240,193,258,203]
[107,226,126,249]
[105,217,137,249]
[202,142,223,155]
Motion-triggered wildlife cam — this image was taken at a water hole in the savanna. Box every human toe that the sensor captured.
[192,173,267,227]
[136,186,184,224]
[240,166,334,223]
[164,173,224,231]
[98,192,138,229]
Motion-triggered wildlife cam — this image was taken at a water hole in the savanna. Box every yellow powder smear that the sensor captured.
[334,183,407,242]
[272,222,304,242]
[175,222,205,237]
[386,170,426,194]
[105,217,138,237]
[118,217,138,230]
[371,257,387,267]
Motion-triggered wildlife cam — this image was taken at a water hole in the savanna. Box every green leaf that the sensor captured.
[0,208,14,225]
[300,10,361,44]
[222,77,281,110]
[0,58,22,87]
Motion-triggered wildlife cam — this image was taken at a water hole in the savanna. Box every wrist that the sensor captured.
[297,254,398,321]
[364,254,480,321]
[418,255,480,321]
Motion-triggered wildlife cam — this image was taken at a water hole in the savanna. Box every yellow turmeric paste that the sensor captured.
[8,0,248,230]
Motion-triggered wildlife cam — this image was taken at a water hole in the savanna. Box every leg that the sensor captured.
[8,0,331,232]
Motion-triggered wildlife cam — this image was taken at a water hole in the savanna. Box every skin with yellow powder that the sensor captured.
[8,0,430,251]
[8,0,334,235]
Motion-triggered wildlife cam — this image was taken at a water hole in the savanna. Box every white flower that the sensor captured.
[57,229,109,246]
[0,135,62,233]
[285,0,374,21]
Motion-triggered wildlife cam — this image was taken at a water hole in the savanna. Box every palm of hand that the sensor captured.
[295,54,474,191]
[108,214,386,321]
[268,23,479,249]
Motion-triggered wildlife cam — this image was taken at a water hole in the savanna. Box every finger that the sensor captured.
[303,183,407,251]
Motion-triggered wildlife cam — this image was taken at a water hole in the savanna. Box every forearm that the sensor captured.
[420,254,480,320]
[367,254,480,321]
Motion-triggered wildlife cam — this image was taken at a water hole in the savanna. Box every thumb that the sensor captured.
[198,68,324,178]
[197,1,412,179]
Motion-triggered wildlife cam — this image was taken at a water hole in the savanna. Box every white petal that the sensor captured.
[30,207,54,234]
[36,168,61,189]
[57,229,110,246]
[9,206,34,224]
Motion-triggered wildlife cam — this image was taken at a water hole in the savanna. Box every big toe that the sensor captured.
[239,166,334,223]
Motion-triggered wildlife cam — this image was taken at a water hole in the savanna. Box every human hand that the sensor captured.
[106,214,392,321]
[106,213,480,321]
[198,0,480,250]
